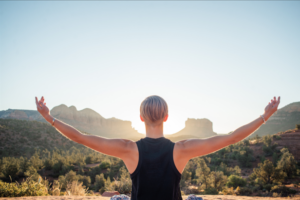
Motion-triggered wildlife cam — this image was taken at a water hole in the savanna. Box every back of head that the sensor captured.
[140,95,168,126]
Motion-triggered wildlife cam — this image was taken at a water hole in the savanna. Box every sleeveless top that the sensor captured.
[130,137,183,200]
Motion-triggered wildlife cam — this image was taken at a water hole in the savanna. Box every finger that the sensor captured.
[35,97,42,110]
[276,96,281,106]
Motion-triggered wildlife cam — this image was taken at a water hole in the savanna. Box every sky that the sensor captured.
[0,1,299,135]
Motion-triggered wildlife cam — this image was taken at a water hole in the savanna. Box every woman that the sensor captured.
[35,95,280,200]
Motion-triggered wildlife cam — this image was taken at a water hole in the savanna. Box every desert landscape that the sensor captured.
[1,102,300,199]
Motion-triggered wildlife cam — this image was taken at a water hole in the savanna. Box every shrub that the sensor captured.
[272,192,281,197]
[204,187,218,195]
[296,124,300,130]
[49,180,61,196]
[226,175,246,189]
[95,173,106,191]
[99,161,110,170]
[108,166,132,194]
[222,187,236,195]
[263,183,273,192]
[270,185,297,197]
[65,180,88,196]
[0,179,48,197]
[78,175,91,187]
[235,186,252,196]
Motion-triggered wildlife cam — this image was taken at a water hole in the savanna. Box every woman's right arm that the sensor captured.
[35,96,136,159]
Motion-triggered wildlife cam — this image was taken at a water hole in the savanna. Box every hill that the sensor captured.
[1,101,300,142]
[250,102,300,138]
[0,119,86,158]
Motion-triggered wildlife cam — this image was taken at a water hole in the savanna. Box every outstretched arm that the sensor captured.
[35,96,135,159]
[175,97,281,160]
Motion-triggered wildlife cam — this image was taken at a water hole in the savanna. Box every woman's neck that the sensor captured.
[145,123,164,138]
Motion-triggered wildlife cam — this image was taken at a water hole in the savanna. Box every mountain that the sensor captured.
[166,118,217,142]
[1,101,299,141]
[0,105,144,140]
[50,104,144,140]
[249,102,300,138]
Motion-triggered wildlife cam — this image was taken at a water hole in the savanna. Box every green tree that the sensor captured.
[277,151,297,178]
[253,160,286,184]
[226,175,247,189]
[196,158,211,189]
[95,173,106,191]
[262,135,272,147]
[209,171,227,191]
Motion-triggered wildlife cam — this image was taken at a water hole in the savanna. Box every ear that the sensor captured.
[140,115,144,122]
[163,114,168,122]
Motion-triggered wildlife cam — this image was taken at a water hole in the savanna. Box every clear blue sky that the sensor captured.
[1,1,299,135]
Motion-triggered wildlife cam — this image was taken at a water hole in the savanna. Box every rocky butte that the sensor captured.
[167,118,217,141]
[50,104,144,140]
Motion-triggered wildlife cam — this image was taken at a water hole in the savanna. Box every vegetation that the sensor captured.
[0,118,300,197]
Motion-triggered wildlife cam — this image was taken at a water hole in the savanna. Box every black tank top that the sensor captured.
[130,137,182,200]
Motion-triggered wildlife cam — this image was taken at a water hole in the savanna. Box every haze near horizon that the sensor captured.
[0,1,299,135]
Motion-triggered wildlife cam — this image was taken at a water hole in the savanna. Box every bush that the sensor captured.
[49,180,61,196]
[65,180,88,196]
[95,173,106,191]
[270,185,297,197]
[263,183,273,192]
[226,175,247,189]
[222,187,236,195]
[0,179,48,197]
[296,124,300,130]
[204,187,218,195]
[235,186,252,196]
[99,161,110,170]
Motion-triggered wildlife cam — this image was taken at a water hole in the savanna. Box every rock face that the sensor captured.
[0,105,144,140]
[168,118,217,139]
[50,104,144,140]
[273,129,300,161]
[250,102,300,138]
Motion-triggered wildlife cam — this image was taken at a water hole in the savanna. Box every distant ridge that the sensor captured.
[1,101,300,141]
[50,104,144,140]
[249,101,300,138]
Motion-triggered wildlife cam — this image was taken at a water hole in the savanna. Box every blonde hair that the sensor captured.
[140,95,168,125]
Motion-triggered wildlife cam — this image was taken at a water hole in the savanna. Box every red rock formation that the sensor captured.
[273,129,300,161]
[50,104,144,140]
[168,118,217,139]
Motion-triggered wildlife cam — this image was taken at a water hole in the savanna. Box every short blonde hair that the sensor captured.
[140,95,168,125]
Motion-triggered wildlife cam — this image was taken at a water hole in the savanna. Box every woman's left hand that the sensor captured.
[35,96,50,118]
